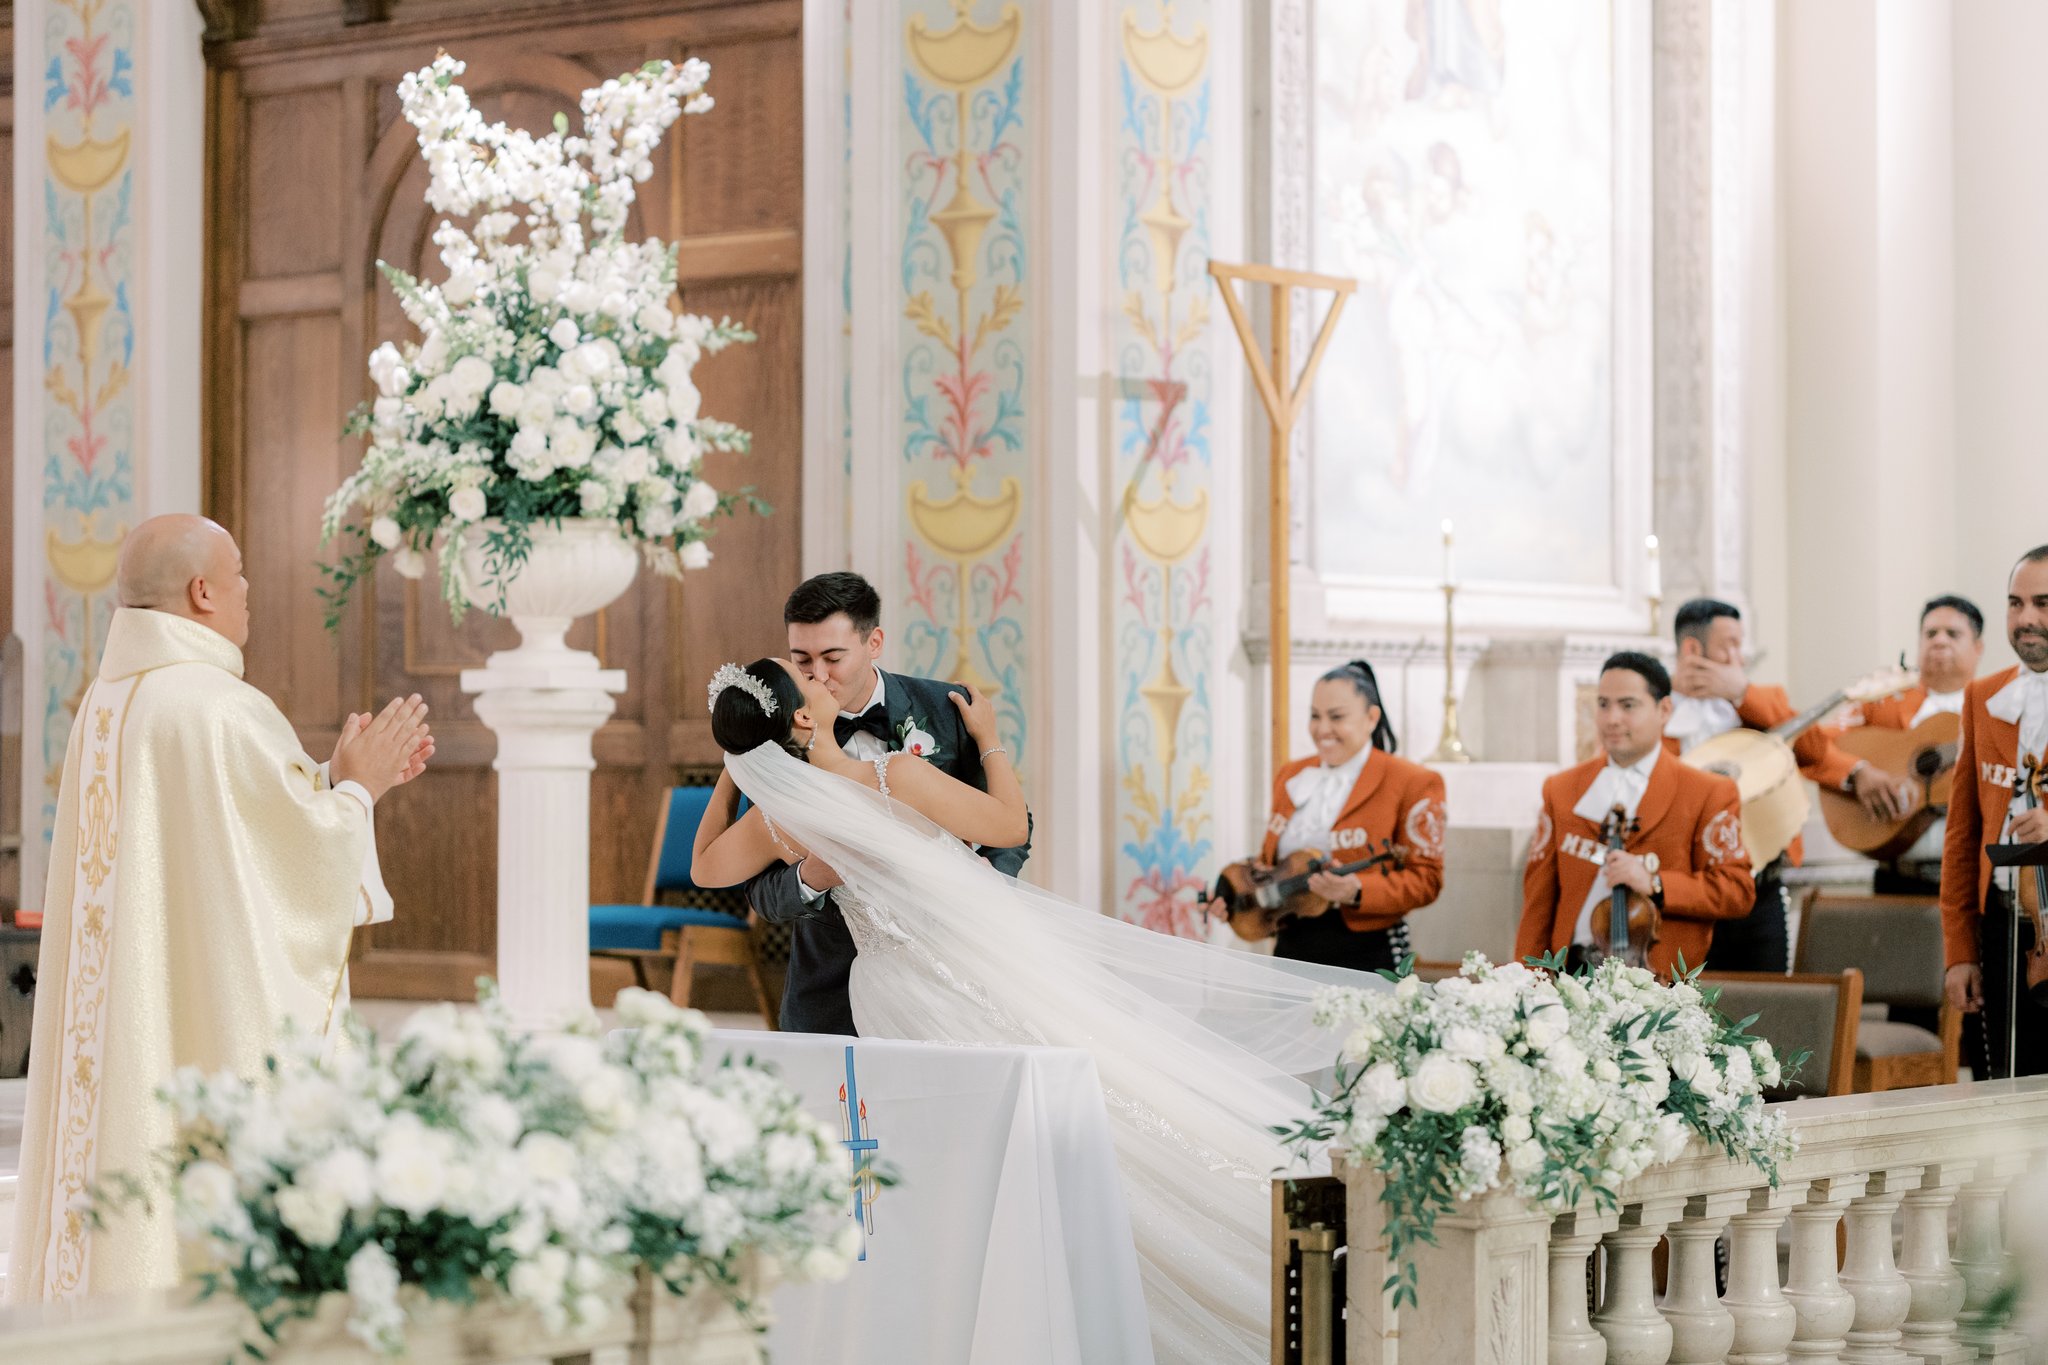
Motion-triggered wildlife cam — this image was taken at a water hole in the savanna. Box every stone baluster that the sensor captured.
[1896,1162,1969,1365]
[1663,1190,1750,1363]
[1551,1207,1621,1365]
[1724,1186,1803,1365]
[1785,1174,1869,1362]
[1838,1165,1922,1364]
[1954,1156,2028,1364]
[1593,1195,1686,1365]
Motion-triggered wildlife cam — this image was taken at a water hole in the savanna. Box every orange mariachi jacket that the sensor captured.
[1258,751,1447,933]
[1836,686,1928,732]
[1940,666,2033,967]
[1517,752,1756,977]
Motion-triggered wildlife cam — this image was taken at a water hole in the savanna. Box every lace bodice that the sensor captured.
[837,754,913,956]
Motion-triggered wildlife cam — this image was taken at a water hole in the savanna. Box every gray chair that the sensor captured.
[1796,894,1959,1091]
[1698,970,1863,1098]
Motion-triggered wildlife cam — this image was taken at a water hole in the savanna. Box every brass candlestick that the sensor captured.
[1426,582,1475,764]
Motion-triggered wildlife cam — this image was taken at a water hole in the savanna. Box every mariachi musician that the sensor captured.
[1517,652,1756,977]
[1942,549,2048,1079]
[1216,660,1446,971]
[1665,598,1909,972]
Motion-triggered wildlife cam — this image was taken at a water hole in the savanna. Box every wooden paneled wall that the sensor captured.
[202,0,803,999]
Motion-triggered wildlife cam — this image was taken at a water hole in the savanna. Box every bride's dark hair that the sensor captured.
[710,659,808,758]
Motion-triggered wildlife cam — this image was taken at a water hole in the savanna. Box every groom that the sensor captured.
[747,571,1033,1033]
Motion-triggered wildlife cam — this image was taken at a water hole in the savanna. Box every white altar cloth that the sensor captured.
[708,1031,1154,1365]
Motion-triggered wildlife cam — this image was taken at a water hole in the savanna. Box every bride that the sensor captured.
[691,658,1387,1364]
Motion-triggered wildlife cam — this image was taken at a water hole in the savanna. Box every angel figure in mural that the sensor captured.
[1405,0,1508,104]
[690,656,1388,1365]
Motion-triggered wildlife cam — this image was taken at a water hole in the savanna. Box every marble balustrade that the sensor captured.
[1336,1077,2048,1365]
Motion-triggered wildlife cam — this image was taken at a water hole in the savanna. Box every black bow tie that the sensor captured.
[835,708,893,745]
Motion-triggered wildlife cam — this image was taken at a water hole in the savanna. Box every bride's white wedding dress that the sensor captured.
[728,744,1391,1365]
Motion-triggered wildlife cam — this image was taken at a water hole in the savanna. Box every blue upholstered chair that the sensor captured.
[590,786,780,1027]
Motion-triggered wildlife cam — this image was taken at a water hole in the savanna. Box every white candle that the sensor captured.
[1441,519,1456,587]
[1645,533,1662,600]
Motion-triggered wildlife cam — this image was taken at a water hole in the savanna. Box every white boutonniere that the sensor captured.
[896,715,942,761]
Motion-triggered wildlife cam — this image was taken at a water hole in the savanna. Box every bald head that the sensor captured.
[118,515,252,646]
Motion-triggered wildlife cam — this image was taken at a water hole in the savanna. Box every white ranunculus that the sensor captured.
[1357,1062,1407,1118]
[1407,1054,1479,1114]
[392,547,428,580]
[370,516,402,550]
[489,381,525,417]
[368,342,409,398]
[277,1185,346,1248]
[449,485,488,523]
[679,540,711,570]
[549,317,582,350]
[682,479,719,521]
[579,479,613,515]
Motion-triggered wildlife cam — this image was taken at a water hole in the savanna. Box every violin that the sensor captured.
[1590,804,1661,970]
[1209,841,1408,942]
[2008,757,2048,1003]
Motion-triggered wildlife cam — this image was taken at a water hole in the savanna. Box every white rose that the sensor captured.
[1501,1114,1532,1143]
[375,1118,453,1217]
[368,342,409,398]
[601,291,633,321]
[517,1132,578,1184]
[1523,1003,1567,1051]
[612,411,648,446]
[615,448,651,485]
[562,384,597,419]
[636,302,674,338]
[303,1147,376,1210]
[370,516,402,551]
[175,1160,243,1235]
[682,479,719,522]
[1357,1062,1407,1118]
[510,426,550,462]
[416,330,449,378]
[1395,975,1423,1003]
[1670,1052,1703,1082]
[562,281,600,315]
[1407,1054,1480,1115]
[679,540,711,570]
[449,355,493,397]
[579,479,613,516]
[1593,1057,1621,1084]
[276,1074,346,1136]
[277,1185,346,1248]
[449,486,488,523]
[549,317,582,350]
[639,389,671,425]
[392,547,428,580]
[551,423,598,470]
[529,266,562,302]
[489,381,525,417]
[1508,1140,1546,1177]
[1443,1027,1490,1064]
[667,374,702,425]
[641,504,678,538]
[572,340,619,381]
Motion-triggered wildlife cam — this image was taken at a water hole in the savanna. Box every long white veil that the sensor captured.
[726,742,1391,1364]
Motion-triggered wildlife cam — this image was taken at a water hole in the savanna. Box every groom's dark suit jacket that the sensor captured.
[745,669,1031,1033]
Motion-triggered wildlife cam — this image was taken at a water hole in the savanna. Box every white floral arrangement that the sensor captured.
[94,985,858,1357]
[318,53,758,627]
[1278,954,1801,1308]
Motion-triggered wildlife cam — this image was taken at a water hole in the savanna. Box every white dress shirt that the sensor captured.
[1898,688,1967,865]
[1987,668,2048,889]
[1277,747,1370,858]
[1570,746,1661,946]
[1664,694,1742,755]
[839,670,892,762]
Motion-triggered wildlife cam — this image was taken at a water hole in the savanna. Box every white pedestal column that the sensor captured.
[464,660,626,1029]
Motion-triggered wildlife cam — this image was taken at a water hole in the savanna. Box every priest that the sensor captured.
[8,515,432,1302]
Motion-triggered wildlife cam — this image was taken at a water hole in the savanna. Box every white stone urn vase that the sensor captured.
[457,518,640,1028]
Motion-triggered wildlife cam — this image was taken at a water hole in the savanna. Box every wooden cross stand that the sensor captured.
[1207,261,1357,768]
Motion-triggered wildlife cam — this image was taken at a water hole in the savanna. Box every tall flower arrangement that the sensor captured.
[96,986,856,1357]
[319,54,757,625]
[1280,955,1801,1308]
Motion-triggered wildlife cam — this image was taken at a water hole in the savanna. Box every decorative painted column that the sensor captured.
[12,0,203,915]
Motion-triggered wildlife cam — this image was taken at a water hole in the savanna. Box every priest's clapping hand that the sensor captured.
[332,693,434,801]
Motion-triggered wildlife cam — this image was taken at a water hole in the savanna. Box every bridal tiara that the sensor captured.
[708,662,777,716]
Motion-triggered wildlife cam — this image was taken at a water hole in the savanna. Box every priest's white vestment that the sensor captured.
[7,607,392,1302]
